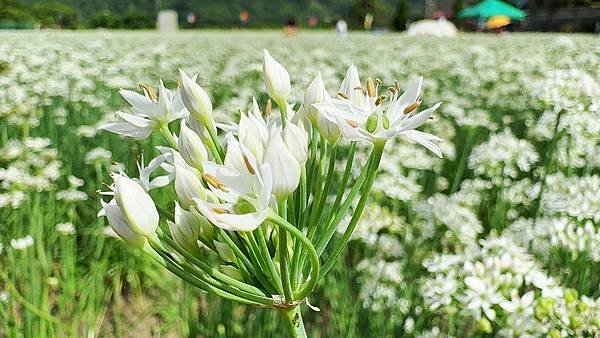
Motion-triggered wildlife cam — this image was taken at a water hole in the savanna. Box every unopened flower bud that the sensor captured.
[173,152,207,208]
[263,129,301,198]
[178,120,208,170]
[304,72,327,123]
[179,69,213,126]
[263,50,291,104]
[112,174,159,237]
[283,122,309,165]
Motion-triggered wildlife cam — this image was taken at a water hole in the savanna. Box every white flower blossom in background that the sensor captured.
[10,235,34,250]
[55,222,75,235]
[468,130,539,181]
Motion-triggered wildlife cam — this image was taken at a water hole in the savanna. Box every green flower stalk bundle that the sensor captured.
[98,50,442,337]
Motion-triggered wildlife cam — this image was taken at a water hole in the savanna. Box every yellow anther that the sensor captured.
[403,101,422,114]
[345,119,359,128]
[366,78,376,97]
[203,173,229,191]
[337,92,349,99]
[243,155,256,175]
[265,99,272,115]
[212,207,230,214]
[375,95,386,106]
[138,83,157,101]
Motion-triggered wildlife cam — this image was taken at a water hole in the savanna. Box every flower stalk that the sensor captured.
[98,51,441,337]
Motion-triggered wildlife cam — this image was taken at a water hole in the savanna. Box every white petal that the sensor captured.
[113,174,159,236]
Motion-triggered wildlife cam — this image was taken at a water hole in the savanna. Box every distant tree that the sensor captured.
[392,0,408,31]
[88,10,120,29]
[453,0,465,17]
[350,0,374,28]
[31,2,79,28]
[121,11,154,29]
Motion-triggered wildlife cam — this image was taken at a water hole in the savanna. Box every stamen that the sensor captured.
[203,173,229,191]
[138,83,157,101]
[375,78,382,86]
[375,95,386,106]
[366,78,376,97]
[345,119,359,128]
[337,92,349,99]
[212,207,230,214]
[243,155,256,175]
[403,101,422,114]
[265,99,272,115]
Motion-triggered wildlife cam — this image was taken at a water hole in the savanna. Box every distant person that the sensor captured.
[284,17,298,36]
[336,19,348,36]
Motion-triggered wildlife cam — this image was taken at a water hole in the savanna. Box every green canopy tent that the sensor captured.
[457,0,526,20]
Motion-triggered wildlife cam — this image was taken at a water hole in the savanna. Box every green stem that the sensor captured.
[314,152,374,256]
[205,123,224,164]
[278,201,294,303]
[320,141,385,277]
[256,225,284,294]
[280,307,307,338]
[158,233,268,297]
[450,128,474,193]
[268,213,319,301]
[308,144,336,239]
[159,124,178,149]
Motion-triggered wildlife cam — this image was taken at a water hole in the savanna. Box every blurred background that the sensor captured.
[0,0,599,32]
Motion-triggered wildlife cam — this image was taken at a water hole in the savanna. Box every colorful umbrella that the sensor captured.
[457,0,526,20]
[486,15,511,29]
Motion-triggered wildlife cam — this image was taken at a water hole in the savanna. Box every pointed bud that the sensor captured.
[112,174,159,237]
[304,72,329,124]
[179,69,213,126]
[168,220,200,254]
[263,129,301,198]
[214,241,236,263]
[339,64,363,107]
[283,122,309,165]
[178,120,208,170]
[263,50,291,104]
[220,265,245,281]
[317,115,341,144]
[99,200,146,248]
[173,152,207,208]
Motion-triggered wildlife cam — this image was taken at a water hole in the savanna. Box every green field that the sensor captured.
[0,31,599,337]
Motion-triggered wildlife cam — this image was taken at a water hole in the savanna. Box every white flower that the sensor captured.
[315,68,442,156]
[98,199,146,247]
[168,202,207,253]
[173,152,208,208]
[111,173,159,237]
[463,276,504,320]
[194,138,272,231]
[302,72,342,144]
[263,128,302,198]
[339,64,364,108]
[263,50,291,104]
[500,290,534,315]
[179,69,213,127]
[283,121,309,165]
[10,235,34,250]
[238,103,269,161]
[101,81,187,139]
[55,222,75,235]
[178,119,208,170]
[304,72,327,123]
[134,153,173,192]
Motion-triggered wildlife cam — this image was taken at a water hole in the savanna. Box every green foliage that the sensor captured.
[393,0,409,31]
